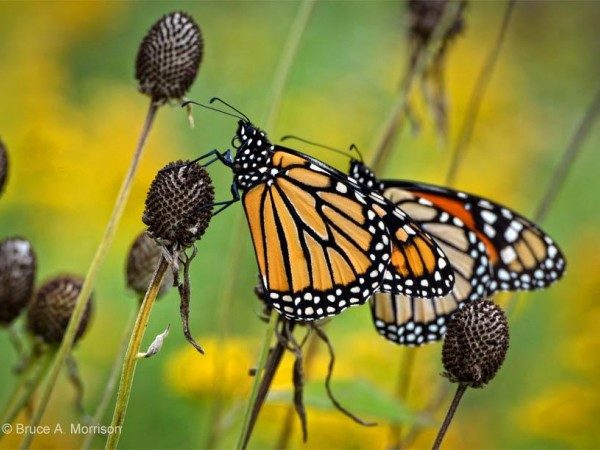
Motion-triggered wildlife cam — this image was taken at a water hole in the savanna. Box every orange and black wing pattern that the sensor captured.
[382,180,566,293]
[242,149,392,322]
[371,187,492,345]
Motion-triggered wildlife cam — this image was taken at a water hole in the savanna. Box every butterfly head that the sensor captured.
[348,160,382,192]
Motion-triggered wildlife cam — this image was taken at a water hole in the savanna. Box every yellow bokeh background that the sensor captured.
[0,1,598,449]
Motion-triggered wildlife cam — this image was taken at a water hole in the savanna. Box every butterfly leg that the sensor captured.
[158,149,233,175]
[200,181,240,217]
[192,149,234,168]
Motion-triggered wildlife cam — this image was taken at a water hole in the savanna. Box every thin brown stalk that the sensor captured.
[105,256,169,449]
[445,0,516,186]
[21,100,159,450]
[236,312,279,450]
[241,317,293,449]
[275,331,320,450]
[431,383,467,450]
[370,0,464,173]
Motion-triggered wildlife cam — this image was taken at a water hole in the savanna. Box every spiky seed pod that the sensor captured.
[0,237,36,326]
[0,139,8,196]
[27,276,93,344]
[143,160,214,250]
[442,300,509,388]
[135,11,203,103]
[126,231,174,298]
[408,0,466,51]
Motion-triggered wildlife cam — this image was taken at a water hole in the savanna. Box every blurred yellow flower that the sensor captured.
[165,337,254,400]
[517,384,600,448]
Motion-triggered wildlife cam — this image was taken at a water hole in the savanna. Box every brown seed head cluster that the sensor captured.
[143,160,215,250]
[0,237,36,326]
[0,138,8,196]
[442,300,509,388]
[408,0,466,50]
[136,11,203,102]
[27,275,93,344]
[126,231,174,298]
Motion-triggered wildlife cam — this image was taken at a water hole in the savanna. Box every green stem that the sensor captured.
[7,323,25,358]
[236,312,279,450]
[1,350,55,432]
[506,85,600,316]
[445,0,516,186]
[262,0,316,132]
[21,100,159,450]
[532,87,600,223]
[389,347,417,449]
[431,383,467,450]
[0,352,40,428]
[208,3,315,446]
[80,306,138,450]
[369,0,464,174]
[104,257,169,450]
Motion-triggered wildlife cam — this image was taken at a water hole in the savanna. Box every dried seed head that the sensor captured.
[136,11,203,103]
[0,237,36,326]
[143,160,215,250]
[408,0,465,51]
[27,275,93,344]
[0,139,8,196]
[442,300,509,388]
[126,231,174,298]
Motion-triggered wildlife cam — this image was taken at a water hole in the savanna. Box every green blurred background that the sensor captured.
[0,1,598,449]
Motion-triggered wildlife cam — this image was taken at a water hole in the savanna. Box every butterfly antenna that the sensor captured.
[281,135,357,161]
[349,144,364,163]
[181,100,244,121]
[209,97,251,122]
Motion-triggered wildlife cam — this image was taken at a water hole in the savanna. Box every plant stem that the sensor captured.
[262,0,315,132]
[431,383,467,450]
[236,311,279,450]
[401,381,453,449]
[7,323,25,358]
[388,347,417,449]
[209,3,315,447]
[104,257,168,450]
[80,306,138,450]
[242,318,294,449]
[21,100,159,450]
[369,0,464,174]
[1,350,54,432]
[274,330,320,450]
[506,85,600,316]
[445,0,516,186]
[533,87,600,222]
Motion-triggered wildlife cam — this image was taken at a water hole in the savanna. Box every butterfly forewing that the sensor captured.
[242,149,392,321]
[386,180,567,292]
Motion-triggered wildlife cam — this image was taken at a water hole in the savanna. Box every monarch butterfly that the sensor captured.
[186,99,455,322]
[348,158,566,345]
